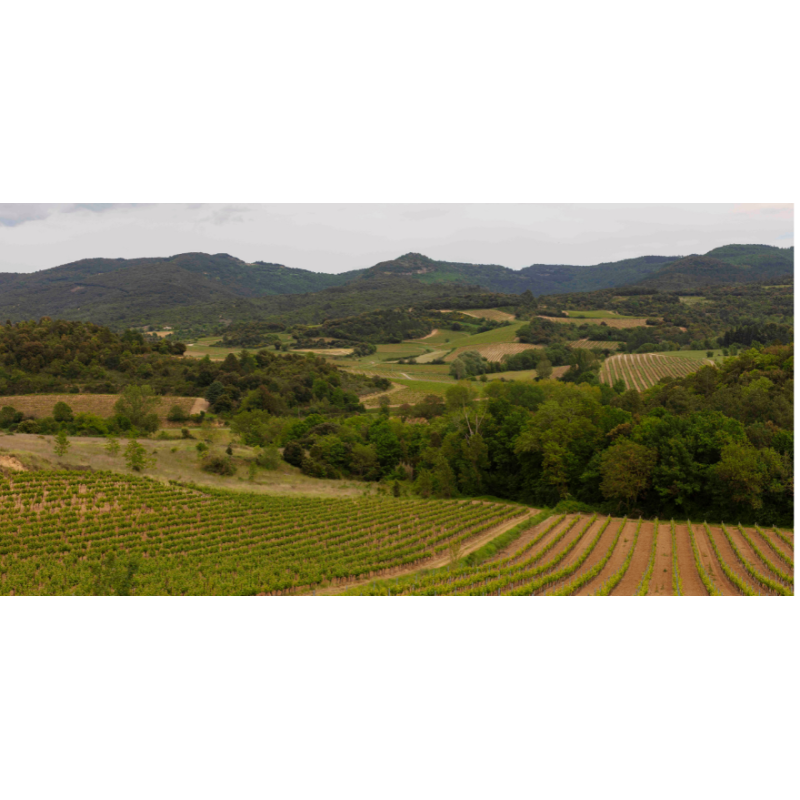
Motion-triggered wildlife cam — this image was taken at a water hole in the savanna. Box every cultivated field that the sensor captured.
[570,339,620,350]
[0,472,528,595]
[445,343,540,362]
[0,394,205,421]
[599,353,709,391]
[458,308,516,321]
[342,513,794,596]
[538,315,650,328]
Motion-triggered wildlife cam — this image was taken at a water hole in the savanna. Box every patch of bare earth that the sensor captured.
[673,524,708,595]
[647,523,673,596]
[576,518,637,595]
[416,328,439,340]
[704,525,760,594]
[613,521,654,595]
[694,525,738,595]
[0,455,25,473]
[545,516,618,595]
[725,525,792,592]
[313,509,534,595]
[486,513,560,563]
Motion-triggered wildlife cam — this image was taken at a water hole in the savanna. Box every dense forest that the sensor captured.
[259,346,793,526]
[0,319,388,416]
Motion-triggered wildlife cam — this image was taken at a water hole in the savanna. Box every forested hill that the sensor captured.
[0,244,791,330]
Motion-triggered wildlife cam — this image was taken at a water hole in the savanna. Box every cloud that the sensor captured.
[0,203,147,227]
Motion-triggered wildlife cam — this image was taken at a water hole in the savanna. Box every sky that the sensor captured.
[0,203,793,275]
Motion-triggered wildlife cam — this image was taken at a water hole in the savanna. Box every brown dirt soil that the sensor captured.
[673,524,708,595]
[416,328,440,340]
[647,523,673,596]
[0,394,202,422]
[545,515,608,573]
[613,521,654,595]
[704,525,761,595]
[724,525,792,591]
[692,524,737,596]
[756,527,794,564]
[314,508,534,595]
[487,513,565,563]
[501,514,580,566]
[545,516,619,594]
[0,454,25,473]
[576,518,637,595]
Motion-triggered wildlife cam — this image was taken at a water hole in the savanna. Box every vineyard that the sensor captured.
[0,472,526,595]
[599,353,709,391]
[344,513,794,596]
[570,339,620,350]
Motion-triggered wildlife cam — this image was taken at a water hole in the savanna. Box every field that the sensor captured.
[538,315,651,328]
[570,338,620,350]
[444,342,540,362]
[342,513,794,596]
[564,309,635,319]
[0,471,528,595]
[487,366,570,382]
[0,394,205,421]
[599,353,710,391]
[458,308,516,321]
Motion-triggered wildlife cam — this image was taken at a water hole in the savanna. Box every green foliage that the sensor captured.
[124,438,153,472]
[54,428,70,458]
[53,401,73,422]
[200,455,237,476]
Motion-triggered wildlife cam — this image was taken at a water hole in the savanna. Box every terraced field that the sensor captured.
[599,353,710,391]
[343,513,794,596]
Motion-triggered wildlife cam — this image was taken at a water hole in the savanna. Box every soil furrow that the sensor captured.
[727,525,793,587]
[673,523,708,596]
[613,521,654,595]
[576,518,637,595]
[504,514,580,566]
[693,524,737,595]
[491,514,568,564]
[647,522,673,596]
[705,525,761,595]
[544,517,620,594]
[757,527,794,563]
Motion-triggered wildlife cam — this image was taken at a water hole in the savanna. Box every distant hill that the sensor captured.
[0,244,791,329]
[638,245,794,291]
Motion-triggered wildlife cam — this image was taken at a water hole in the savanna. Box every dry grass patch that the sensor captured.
[445,343,542,363]
[0,394,202,422]
[538,315,651,329]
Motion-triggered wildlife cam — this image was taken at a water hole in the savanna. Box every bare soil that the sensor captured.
[725,525,791,591]
[546,516,620,594]
[704,525,761,595]
[647,523,673,596]
[487,513,562,563]
[576,518,637,595]
[673,523,708,596]
[313,508,534,595]
[505,514,582,566]
[693,524,738,596]
[613,521,654,595]
[416,328,440,340]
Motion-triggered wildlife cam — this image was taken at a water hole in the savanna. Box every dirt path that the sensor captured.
[674,523,708,596]
[704,525,760,595]
[417,328,439,340]
[312,509,534,595]
[190,398,210,415]
[613,521,653,595]
[577,518,637,595]
[694,524,738,596]
[647,522,673,596]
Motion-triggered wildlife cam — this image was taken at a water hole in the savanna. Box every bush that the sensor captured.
[255,446,281,470]
[200,455,236,476]
[167,404,189,422]
[181,428,194,439]
[53,401,74,423]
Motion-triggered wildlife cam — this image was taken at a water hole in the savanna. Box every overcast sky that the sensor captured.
[0,203,793,275]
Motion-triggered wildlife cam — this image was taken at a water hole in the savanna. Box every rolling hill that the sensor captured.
[0,244,791,329]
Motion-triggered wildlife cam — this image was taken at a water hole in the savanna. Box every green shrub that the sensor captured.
[200,455,236,476]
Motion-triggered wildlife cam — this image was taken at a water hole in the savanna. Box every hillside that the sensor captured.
[638,246,794,291]
[0,244,791,329]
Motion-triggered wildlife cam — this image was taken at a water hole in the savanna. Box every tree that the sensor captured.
[114,384,159,429]
[124,437,153,472]
[537,358,553,380]
[53,401,73,422]
[104,435,120,456]
[599,440,657,510]
[54,428,70,458]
